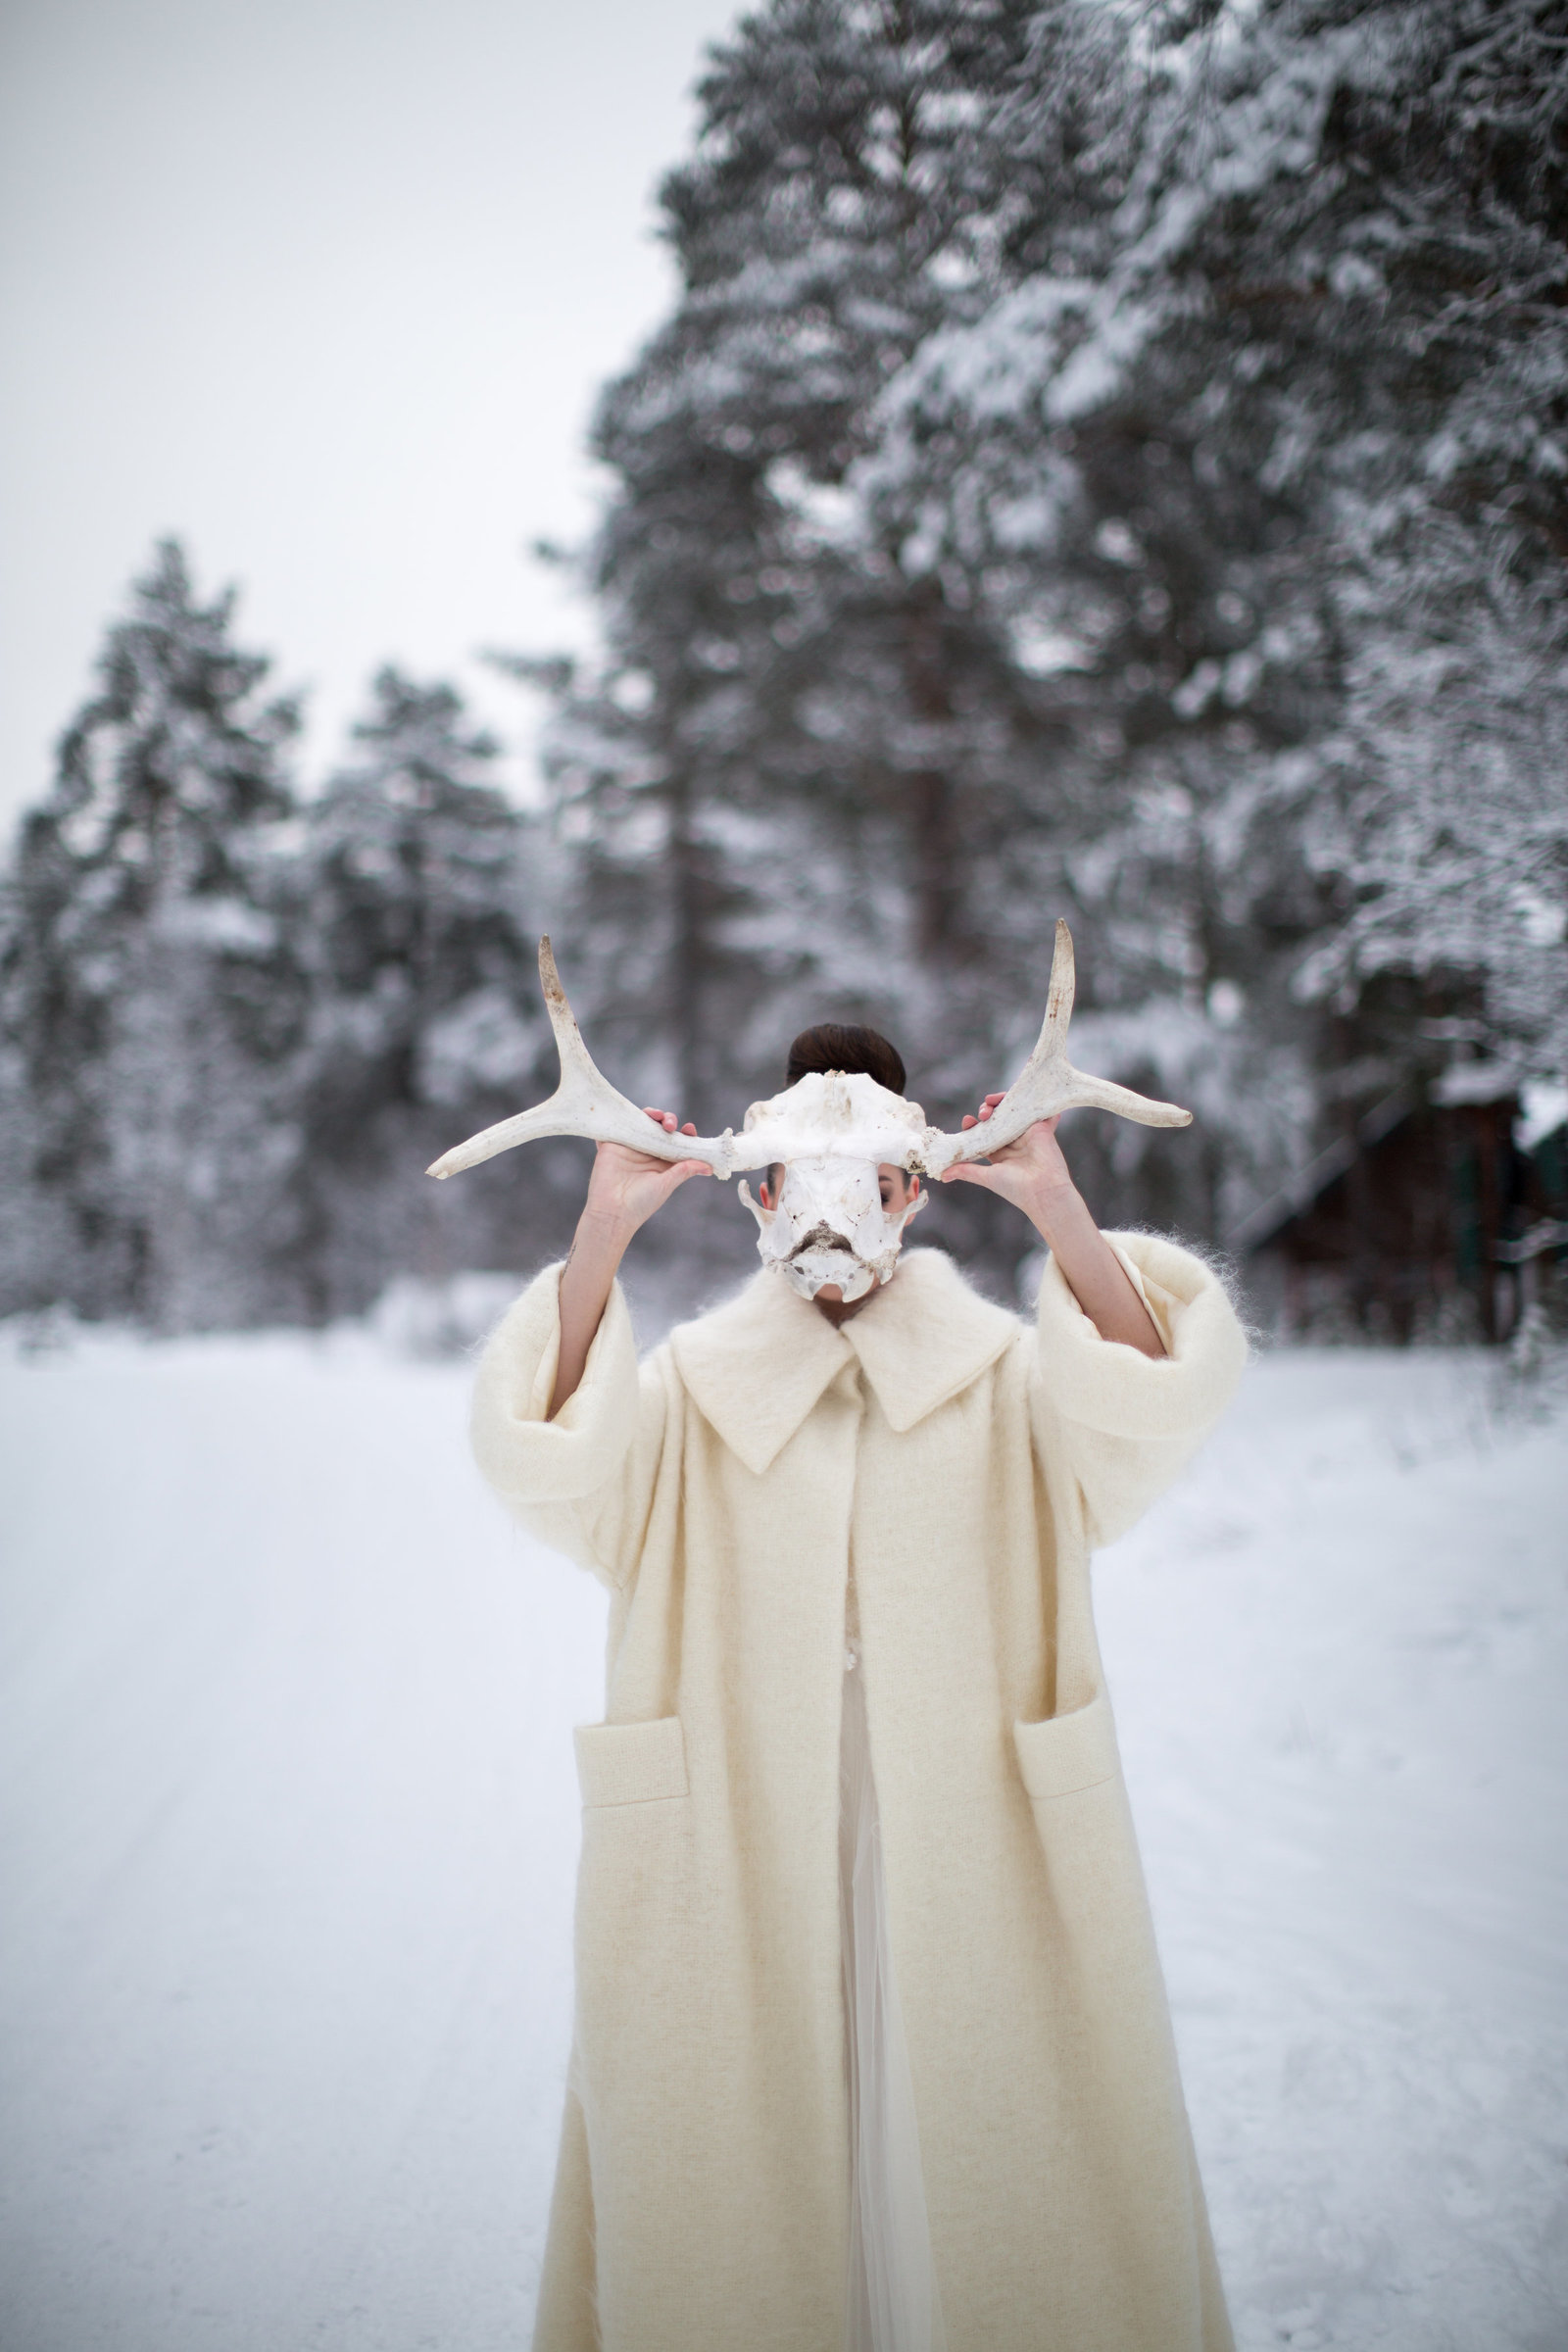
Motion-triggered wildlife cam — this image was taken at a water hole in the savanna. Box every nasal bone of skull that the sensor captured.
[777,1156,879,1238]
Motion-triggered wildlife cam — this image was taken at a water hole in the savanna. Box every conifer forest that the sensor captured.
[3,0,1566,1335]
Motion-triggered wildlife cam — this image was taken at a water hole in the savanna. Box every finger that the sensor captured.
[942,1162,997,1190]
[960,1113,979,1130]
[642,1105,677,1131]
[680,1122,697,1136]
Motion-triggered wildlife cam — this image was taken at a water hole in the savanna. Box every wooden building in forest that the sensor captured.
[1234,1066,1568,1345]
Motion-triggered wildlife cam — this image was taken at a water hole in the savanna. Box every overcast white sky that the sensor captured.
[0,0,742,832]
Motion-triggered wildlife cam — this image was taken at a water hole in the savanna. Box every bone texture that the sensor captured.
[426,940,738,1180]
[738,1157,928,1301]
[427,922,1191,1182]
[917,918,1192,1177]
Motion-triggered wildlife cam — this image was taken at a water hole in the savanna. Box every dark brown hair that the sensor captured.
[784,1023,906,1095]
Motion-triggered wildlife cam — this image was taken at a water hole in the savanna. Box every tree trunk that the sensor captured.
[902,586,964,960]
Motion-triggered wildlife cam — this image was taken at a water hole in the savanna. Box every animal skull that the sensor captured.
[428,925,1192,1299]
[738,1151,926,1304]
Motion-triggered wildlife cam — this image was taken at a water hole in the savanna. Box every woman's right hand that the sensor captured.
[552,1110,710,1417]
[580,1107,712,1241]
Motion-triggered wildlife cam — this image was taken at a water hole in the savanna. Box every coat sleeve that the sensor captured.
[1030,1230,1248,1550]
[468,1261,671,1591]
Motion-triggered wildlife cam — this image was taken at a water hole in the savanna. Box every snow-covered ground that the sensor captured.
[1,1316,1564,2352]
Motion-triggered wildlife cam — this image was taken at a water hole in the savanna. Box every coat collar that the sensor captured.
[668,1250,1018,1475]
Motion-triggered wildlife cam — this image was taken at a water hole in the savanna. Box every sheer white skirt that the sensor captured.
[839,1653,948,2352]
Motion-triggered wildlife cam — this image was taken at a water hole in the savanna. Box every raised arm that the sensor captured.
[552,1109,712,1415]
[941,1100,1163,1358]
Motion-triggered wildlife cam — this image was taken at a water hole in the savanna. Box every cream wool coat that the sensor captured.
[471,1235,1248,2352]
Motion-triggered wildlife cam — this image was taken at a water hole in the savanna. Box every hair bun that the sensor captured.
[784,1023,906,1096]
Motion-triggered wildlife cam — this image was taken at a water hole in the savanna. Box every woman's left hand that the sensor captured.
[943,1099,1163,1356]
[941,1101,1076,1221]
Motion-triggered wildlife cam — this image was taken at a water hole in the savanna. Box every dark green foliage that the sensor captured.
[0,541,309,1324]
[291,668,569,1319]
[4,0,1564,1330]
[532,0,1568,1297]
[0,569,574,1328]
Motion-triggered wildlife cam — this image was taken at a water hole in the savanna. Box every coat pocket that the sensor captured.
[574,1714,689,1808]
[571,1717,696,2231]
[1013,1687,1119,1800]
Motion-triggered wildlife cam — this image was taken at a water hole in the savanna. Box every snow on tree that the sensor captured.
[0,586,566,1329]
[0,540,309,1326]
[526,0,1174,1290]
[852,0,1568,1233]
[525,0,1566,1271]
[8,0,1562,1328]
[292,667,562,1318]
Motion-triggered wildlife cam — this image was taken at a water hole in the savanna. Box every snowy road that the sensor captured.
[1,1321,1564,2351]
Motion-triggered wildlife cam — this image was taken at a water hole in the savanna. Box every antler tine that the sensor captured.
[426,938,735,1180]
[919,918,1192,1177]
[1045,914,1075,1039]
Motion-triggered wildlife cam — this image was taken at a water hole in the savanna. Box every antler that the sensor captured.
[429,923,1192,1185]
[918,919,1192,1178]
[426,939,736,1179]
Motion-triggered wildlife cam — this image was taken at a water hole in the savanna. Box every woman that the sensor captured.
[470,1021,1247,2352]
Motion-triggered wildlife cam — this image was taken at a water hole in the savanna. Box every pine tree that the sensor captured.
[530,0,1156,1289]
[294,666,562,1316]
[556,6,1074,1011]
[0,540,307,1325]
[864,0,1568,1231]
[521,0,1567,1287]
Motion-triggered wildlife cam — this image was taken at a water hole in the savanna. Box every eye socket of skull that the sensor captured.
[761,1161,906,1223]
